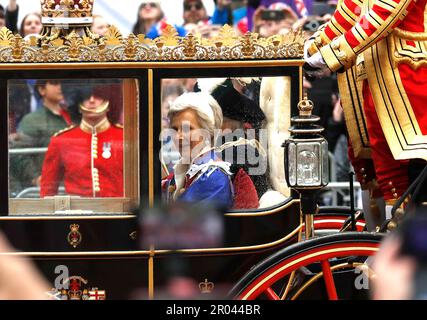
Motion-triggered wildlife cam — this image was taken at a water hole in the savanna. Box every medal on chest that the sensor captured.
[102,142,112,159]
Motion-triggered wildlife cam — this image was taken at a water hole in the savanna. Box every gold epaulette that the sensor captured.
[53,125,76,137]
[114,123,124,129]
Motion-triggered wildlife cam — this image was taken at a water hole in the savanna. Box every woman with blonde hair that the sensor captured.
[162,92,234,209]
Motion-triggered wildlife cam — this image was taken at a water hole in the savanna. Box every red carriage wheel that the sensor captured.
[230,232,382,300]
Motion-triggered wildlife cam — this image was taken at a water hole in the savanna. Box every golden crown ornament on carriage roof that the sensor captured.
[41,0,94,21]
[39,0,102,46]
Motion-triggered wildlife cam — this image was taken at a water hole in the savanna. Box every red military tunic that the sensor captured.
[309,0,427,203]
[40,119,124,198]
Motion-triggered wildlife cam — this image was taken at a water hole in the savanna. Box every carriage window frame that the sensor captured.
[0,61,303,219]
[0,68,149,217]
[154,64,302,215]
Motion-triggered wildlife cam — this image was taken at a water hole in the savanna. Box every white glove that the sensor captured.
[304,38,314,60]
[305,52,331,79]
[306,51,326,68]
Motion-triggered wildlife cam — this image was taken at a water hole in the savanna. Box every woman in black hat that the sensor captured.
[196,78,270,209]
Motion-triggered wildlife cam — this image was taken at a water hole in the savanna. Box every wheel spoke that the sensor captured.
[264,287,280,300]
[320,259,338,300]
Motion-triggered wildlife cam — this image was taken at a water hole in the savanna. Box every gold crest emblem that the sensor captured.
[67,224,82,248]
[199,279,214,294]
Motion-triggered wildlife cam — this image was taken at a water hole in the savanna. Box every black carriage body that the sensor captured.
[0,59,306,299]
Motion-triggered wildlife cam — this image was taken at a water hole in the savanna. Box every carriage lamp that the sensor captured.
[284,97,329,238]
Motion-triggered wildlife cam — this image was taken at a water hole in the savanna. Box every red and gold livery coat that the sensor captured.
[40,120,124,198]
[309,0,427,202]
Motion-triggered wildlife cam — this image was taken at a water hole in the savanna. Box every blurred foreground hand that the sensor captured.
[0,232,50,300]
[371,236,416,300]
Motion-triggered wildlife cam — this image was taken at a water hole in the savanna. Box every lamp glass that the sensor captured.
[296,142,321,186]
[288,142,296,186]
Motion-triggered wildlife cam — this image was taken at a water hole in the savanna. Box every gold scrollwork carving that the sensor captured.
[0,27,13,46]
[0,24,304,64]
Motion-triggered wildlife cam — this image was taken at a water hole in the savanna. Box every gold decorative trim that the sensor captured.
[0,60,304,70]
[225,199,299,217]
[393,28,427,41]
[67,224,82,248]
[390,34,427,70]
[365,38,427,160]
[148,247,154,300]
[148,69,154,208]
[321,37,355,71]
[0,25,303,64]
[0,223,303,257]
[41,0,94,19]
[338,66,371,158]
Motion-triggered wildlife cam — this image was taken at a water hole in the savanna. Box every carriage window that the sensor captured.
[160,77,291,211]
[8,79,139,215]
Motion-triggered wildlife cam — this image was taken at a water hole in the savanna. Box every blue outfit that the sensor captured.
[211,7,247,26]
[163,151,234,209]
[179,166,233,208]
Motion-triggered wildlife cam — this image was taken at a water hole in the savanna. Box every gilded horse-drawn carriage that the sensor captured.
[0,0,383,300]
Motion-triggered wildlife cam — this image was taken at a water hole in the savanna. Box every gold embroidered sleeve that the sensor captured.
[320,36,355,71]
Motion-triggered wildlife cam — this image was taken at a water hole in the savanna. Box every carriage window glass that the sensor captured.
[160,77,291,211]
[8,79,139,215]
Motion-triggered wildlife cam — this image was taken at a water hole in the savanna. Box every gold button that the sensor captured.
[393,193,398,198]
[360,168,365,173]
[391,188,396,193]
[337,51,347,62]
[388,181,393,186]
[331,40,340,50]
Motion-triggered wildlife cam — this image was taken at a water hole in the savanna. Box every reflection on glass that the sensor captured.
[9,79,125,200]
[160,77,291,211]
[297,149,319,186]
